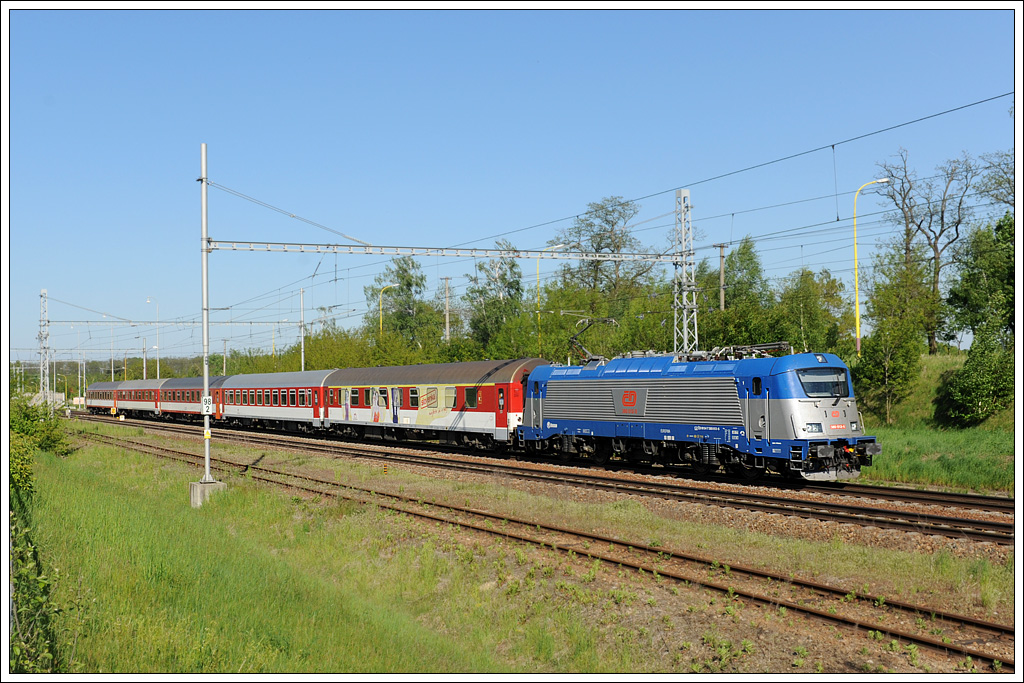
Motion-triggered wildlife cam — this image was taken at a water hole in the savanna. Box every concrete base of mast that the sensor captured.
[190,480,227,508]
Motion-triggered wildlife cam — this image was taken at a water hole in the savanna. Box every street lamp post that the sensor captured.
[537,244,565,357]
[853,178,890,357]
[147,297,159,378]
[379,283,398,334]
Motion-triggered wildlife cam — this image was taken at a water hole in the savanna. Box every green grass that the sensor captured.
[860,426,1014,492]
[29,446,658,673]
[854,353,1014,492]
[30,438,1016,676]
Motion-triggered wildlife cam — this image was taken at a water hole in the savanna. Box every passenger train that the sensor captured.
[86,349,880,481]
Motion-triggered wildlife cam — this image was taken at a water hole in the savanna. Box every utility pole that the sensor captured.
[191,141,225,507]
[300,288,305,371]
[442,277,451,343]
[713,243,727,311]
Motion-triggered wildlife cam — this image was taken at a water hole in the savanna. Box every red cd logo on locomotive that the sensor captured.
[622,390,637,407]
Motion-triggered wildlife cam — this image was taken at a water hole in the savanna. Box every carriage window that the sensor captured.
[351,388,359,406]
[248,390,254,405]
[329,389,335,404]
[445,387,456,408]
[242,391,248,406]
[272,390,279,406]
[409,388,419,408]
[313,391,319,406]
[465,388,478,409]
[289,390,297,406]
[264,390,270,405]
[362,388,370,406]
[298,390,306,407]
[377,389,388,408]
[394,390,402,408]
[256,391,263,406]
[425,387,438,408]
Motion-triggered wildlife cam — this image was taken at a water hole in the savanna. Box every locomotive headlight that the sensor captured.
[805,422,823,434]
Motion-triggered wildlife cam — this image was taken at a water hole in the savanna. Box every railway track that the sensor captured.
[74,415,1015,546]
[77,428,1016,672]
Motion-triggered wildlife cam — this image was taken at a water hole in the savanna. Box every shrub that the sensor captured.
[935,311,1014,427]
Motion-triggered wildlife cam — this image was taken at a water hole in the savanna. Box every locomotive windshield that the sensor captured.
[796,367,849,398]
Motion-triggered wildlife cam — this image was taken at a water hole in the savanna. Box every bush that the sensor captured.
[9,508,65,673]
[9,396,72,457]
[10,430,36,499]
[935,315,1014,427]
[9,394,78,672]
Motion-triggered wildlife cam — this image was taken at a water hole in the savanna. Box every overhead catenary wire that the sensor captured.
[36,94,1010,365]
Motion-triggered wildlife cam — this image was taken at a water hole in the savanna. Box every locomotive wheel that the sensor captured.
[590,442,612,465]
[690,461,715,476]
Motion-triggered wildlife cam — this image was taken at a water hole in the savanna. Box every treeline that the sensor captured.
[23,144,1012,429]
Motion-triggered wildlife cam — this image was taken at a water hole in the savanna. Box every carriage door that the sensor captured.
[496,387,507,429]
[312,387,320,420]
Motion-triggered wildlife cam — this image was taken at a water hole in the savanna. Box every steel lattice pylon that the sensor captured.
[673,190,698,355]
[38,289,51,414]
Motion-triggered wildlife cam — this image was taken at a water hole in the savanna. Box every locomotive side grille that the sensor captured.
[544,377,742,425]
[543,381,615,420]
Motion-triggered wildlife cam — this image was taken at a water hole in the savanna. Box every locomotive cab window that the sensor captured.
[752,378,762,395]
[796,368,849,398]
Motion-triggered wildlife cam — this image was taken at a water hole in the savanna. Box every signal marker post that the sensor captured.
[190,142,227,509]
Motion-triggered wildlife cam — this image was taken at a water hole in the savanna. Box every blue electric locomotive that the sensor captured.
[518,349,879,480]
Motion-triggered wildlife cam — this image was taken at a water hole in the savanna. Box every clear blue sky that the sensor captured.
[6,8,1018,372]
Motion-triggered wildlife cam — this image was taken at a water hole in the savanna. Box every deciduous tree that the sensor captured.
[877,148,978,354]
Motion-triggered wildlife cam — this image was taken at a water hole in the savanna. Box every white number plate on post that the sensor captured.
[201,395,214,415]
